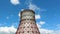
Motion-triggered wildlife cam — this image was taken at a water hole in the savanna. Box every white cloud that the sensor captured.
[0,24,60,34]
[28,3,40,11]
[18,12,20,17]
[0,25,17,34]
[40,21,45,25]
[36,21,45,28]
[36,22,60,34]
[40,28,60,34]
[35,14,41,19]
[54,30,60,34]
[21,9,24,11]
[40,28,54,34]
[27,0,46,12]
[10,0,20,5]
[18,9,25,17]
[37,23,41,28]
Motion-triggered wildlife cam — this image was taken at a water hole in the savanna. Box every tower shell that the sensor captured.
[16,10,40,34]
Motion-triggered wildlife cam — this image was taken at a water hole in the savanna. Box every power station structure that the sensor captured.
[16,9,40,34]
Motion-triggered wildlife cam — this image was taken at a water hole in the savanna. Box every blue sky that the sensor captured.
[0,0,60,34]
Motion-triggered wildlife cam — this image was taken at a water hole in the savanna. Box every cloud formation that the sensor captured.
[36,21,45,28]
[0,25,17,34]
[18,12,20,17]
[0,24,60,34]
[28,3,40,11]
[40,21,45,25]
[10,0,20,5]
[37,23,60,34]
[35,14,41,19]
[40,29,60,34]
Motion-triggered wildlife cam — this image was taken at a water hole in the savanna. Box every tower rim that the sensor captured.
[21,9,35,14]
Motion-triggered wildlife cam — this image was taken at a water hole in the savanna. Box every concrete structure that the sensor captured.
[16,10,40,34]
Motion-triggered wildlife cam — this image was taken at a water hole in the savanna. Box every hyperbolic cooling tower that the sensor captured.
[16,9,40,34]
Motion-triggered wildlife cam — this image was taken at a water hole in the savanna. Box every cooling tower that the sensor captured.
[16,10,40,34]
